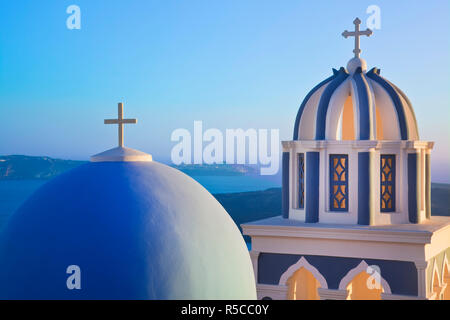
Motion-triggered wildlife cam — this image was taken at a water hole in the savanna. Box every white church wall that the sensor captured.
[249,233,429,263]
[298,85,328,140]
[350,79,362,140]
[370,80,401,140]
[397,92,419,140]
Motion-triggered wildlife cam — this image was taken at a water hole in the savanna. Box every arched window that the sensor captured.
[330,154,349,211]
[286,268,321,300]
[298,153,305,209]
[279,257,328,300]
[339,261,391,300]
[380,155,396,212]
[346,271,384,300]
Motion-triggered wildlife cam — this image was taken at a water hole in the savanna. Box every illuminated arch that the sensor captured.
[279,256,328,289]
[338,260,392,299]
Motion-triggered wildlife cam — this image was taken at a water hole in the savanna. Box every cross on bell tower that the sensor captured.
[104,102,137,147]
[342,18,373,58]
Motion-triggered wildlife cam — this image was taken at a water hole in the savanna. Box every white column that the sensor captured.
[249,251,260,284]
[415,261,428,299]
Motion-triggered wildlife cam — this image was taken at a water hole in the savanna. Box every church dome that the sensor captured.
[0,160,256,299]
[0,103,256,299]
[293,66,419,141]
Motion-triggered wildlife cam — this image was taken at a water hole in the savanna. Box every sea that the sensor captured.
[0,175,280,237]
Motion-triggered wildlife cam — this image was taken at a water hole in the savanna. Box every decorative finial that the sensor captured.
[342,18,373,58]
[104,102,137,147]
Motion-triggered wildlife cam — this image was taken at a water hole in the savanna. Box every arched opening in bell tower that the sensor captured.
[335,95,385,140]
[340,95,355,140]
[279,257,328,300]
[286,268,321,300]
[339,261,391,300]
[345,271,384,300]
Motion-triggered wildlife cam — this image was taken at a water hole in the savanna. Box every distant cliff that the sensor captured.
[0,155,258,180]
[214,188,282,242]
[0,155,85,180]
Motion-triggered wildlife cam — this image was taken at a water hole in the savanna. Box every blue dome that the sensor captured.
[0,161,256,299]
[293,67,419,141]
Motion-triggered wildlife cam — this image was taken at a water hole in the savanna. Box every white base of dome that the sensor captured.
[90,146,152,162]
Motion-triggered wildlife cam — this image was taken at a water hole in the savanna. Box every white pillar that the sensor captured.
[249,251,260,284]
[415,261,428,299]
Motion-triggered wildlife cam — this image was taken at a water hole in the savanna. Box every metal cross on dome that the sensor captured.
[104,102,137,147]
[342,18,373,58]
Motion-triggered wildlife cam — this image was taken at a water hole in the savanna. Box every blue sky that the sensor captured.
[0,0,449,182]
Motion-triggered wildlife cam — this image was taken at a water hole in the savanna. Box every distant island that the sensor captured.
[174,163,259,176]
[0,155,259,180]
[0,155,85,180]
